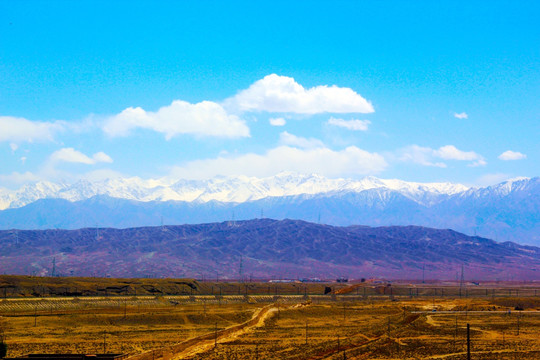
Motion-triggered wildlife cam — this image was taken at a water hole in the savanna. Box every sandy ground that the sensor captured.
[171,306,278,359]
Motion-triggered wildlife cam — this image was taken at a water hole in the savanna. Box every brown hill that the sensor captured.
[0,219,538,280]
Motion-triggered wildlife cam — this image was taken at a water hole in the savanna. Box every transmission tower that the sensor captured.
[95,223,101,241]
[239,255,243,282]
[459,265,465,297]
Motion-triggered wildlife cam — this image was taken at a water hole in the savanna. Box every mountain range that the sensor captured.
[1,219,538,280]
[0,173,538,246]
[0,172,469,209]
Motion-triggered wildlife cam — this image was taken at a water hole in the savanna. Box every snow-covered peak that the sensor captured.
[490,177,531,193]
[378,178,469,195]
[479,177,534,197]
[0,172,502,210]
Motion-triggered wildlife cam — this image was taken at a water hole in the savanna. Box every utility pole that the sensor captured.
[466,324,471,360]
[454,315,458,351]
[305,321,308,345]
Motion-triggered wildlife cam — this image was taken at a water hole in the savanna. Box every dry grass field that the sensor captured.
[183,297,540,360]
[0,279,539,359]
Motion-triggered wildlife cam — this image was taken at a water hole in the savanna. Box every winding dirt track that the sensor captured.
[426,349,540,359]
[172,305,278,359]
[125,303,286,360]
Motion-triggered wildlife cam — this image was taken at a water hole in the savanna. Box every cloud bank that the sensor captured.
[224,74,374,114]
[50,148,113,165]
[170,144,386,180]
[0,116,64,143]
[398,145,486,167]
[103,100,250,139]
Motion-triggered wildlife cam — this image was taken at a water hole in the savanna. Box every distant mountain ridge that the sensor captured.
[0,172,469,209]
[0,174,538,246]
[1,219,538,280]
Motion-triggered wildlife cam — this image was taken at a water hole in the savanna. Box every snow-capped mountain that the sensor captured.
[0,174,538,245]
[0,172,470,210]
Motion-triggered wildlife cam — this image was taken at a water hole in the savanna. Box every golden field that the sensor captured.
[0,277,539,359]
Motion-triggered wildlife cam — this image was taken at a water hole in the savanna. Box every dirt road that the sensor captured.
[172,304,278,359]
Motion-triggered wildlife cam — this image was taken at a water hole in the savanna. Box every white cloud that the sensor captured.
[397,145,447,168]
[0,116,64,143]
[224,74,374,114]
[169,145,387,180]
[454,112,468,119]
[10,143,18,152]
[0,168,125,189]
[498,150,527,161]
[279,132,325,149]
[92,152,114,163]
[434,145,483,161]
[468,159,487,167]
[269,117,286,126]
[1,148,116,188]
[327,117,371,131]
[102,100,250,139]
[398,144,486,167]
[49,148,113,165]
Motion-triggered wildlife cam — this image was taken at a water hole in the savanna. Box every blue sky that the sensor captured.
[1,0,538,188]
